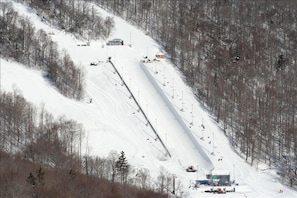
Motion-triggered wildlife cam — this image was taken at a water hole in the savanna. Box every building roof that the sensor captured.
[156,52,164,55]
[212,169,230,176]
[111,38,123,42]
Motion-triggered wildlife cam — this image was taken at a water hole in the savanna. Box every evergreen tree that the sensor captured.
[116,151,130,184]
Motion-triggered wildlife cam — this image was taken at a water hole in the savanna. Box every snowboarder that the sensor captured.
[89,98,92,103]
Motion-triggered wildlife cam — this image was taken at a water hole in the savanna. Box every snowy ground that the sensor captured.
[1,2,297,197]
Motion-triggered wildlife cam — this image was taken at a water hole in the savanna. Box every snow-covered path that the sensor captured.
[109,48,214,172]
[2,2,297,197]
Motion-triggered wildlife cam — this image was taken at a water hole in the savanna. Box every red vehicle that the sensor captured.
[216,188,226,194]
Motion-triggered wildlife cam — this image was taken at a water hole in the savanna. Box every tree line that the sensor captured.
[0,2,83,99]
[0,150,169,198]
[0,1,185,196]
[0,89,180,197]
[3,0,296,192]
[0,89,84,166]
[17,0,115,40]
[0,1,115,99]
[92,0,297,187]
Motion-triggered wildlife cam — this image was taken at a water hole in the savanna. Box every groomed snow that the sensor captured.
[1,2,296,197]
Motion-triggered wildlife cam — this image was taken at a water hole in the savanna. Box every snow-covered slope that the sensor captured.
[2,2,297,197]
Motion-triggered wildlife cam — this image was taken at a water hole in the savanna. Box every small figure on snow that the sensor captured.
[186,165,197,172]
[89,98,92,103]
[201,124,205,129]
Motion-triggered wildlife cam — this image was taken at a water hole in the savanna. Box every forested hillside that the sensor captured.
[1,0,297,195]
[92,0,297,187]
[0,2,179,197]
[0,1,115,99]
[0,90,169,197]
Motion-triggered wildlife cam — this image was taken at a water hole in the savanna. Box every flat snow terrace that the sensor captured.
[110,46,214,172]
